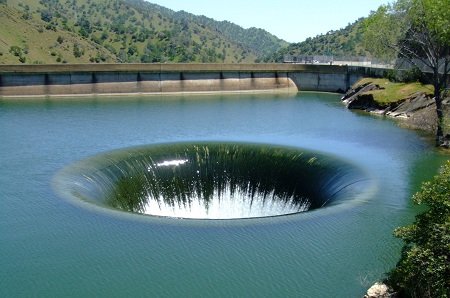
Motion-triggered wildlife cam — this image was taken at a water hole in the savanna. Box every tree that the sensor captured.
[73,43,84,58]
[387,160,450,297]
[364,0,450,146]
[40,9,53,22]
[127,44,138,56]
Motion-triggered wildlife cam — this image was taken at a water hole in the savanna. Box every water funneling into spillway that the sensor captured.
[53,142,372,219]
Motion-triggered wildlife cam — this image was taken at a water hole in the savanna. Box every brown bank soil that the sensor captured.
[341,78,450,148]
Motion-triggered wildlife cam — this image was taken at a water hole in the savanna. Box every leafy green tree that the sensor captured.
[100,31,109,41]
[364,0,450,146]
[387,160,450,297]
[127,44,138,56]
[40,9,53,22]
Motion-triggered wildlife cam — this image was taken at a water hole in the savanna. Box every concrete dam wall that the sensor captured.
[0,64,386,97]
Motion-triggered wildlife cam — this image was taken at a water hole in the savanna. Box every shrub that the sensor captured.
[40,9,53,22]
[73,43,84,58]
[399,67,425,84]
[387,160,450,297]
[9,46,22,57]
[383,67,425,84]
[384,69,399,82]
[22,12,32,20]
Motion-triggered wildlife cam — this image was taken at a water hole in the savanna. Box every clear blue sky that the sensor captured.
[147,0,391,43]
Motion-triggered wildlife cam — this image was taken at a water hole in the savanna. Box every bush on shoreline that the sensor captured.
[387,160,450,297]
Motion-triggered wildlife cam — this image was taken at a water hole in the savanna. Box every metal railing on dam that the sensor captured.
[0,63,387,98]
[283,55,395,68]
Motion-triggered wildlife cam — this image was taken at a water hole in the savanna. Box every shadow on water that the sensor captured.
[54,142,372,219]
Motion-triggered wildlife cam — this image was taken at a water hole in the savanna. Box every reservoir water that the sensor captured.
[0,92,446,297]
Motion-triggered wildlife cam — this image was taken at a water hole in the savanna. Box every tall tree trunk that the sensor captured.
[434,78,444,146]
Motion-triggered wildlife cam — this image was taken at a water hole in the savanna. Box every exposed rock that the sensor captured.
[441,134,450,148]
[342,82,384,111]
[346,93,383,111]
[342,82,435,117]
[399,102,437,132]
[364,282,394,298]
[386,91,435,118]
[341,82,450,138]
[341,82,370,101]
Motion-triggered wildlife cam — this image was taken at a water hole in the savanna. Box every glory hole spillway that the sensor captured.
[1,65,447,297]
[53,142,372,219]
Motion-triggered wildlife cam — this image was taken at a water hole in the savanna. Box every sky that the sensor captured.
[147,0,392,43]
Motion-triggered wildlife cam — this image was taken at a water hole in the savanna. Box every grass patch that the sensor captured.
[356,78,434,105]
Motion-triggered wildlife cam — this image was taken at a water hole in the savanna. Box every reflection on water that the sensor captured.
[56,142,370,219]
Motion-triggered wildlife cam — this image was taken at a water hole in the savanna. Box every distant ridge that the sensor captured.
[263,18,370,62]
[0,0,374,65]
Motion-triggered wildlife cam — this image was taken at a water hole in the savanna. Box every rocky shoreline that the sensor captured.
[364,282,396,298]
[341,81,450,148]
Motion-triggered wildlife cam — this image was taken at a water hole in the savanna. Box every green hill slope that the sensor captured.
[0,3,117,64]
[0,0,287,64]
[172,11,289,58]
[263,18,370,62]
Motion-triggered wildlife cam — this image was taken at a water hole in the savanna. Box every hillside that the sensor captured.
[173,11,288,58]
[0,0,287,64]
[0,3,117,63]
[264,18,370,62]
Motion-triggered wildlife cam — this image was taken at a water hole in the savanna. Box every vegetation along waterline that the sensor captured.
[363,0,449,148]
[360,0,449,296]
[387,160,450,298]
[342,77,450,148]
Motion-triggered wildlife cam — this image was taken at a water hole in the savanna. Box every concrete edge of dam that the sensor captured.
[0,64,388,98]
